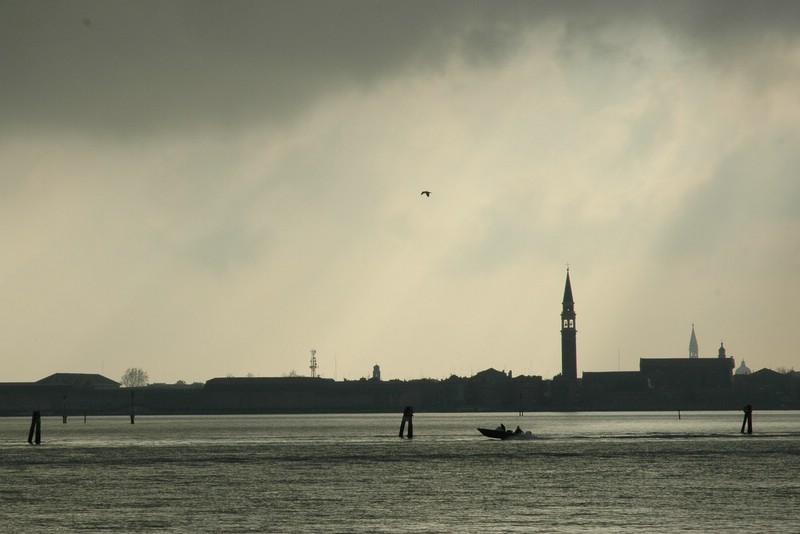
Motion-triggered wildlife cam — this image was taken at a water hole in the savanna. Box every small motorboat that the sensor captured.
[477,427,534,440]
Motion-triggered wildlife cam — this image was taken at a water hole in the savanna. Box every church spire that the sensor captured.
[562,267,574,308]
[689,324,699,359]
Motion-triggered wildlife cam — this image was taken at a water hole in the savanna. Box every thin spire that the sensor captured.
[562,268,574,305]
[689,324,699,359]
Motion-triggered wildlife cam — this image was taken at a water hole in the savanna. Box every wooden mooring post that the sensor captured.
[740,404,753,434]
[130,390,136,424]
[27,411,41,445]
[398,406,413,438]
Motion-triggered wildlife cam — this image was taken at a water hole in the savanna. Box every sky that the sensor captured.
[2,1,799,384]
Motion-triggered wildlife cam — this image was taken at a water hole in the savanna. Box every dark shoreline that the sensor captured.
[2,370,797,417]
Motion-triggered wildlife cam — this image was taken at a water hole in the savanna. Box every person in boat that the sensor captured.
[496,423,506,432]
[514,426,523,435]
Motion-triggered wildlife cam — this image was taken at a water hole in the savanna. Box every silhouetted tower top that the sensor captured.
[689,324,699,359]
[560,268,577,381]
[562,269,575,311]
[717,341,726,359]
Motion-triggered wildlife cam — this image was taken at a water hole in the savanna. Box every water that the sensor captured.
[1,412,798,533]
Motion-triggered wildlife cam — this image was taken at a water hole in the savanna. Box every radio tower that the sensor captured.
[309,349,318,378]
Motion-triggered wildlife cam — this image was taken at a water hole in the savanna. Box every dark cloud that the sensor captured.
[0,1,525,136]
[3,1,797,137]
[674,1,800,54]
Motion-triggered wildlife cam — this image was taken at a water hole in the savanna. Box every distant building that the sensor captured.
[584,348,736,398]
[733,367,799,408]
[372,364,381,381]
[36,373,120,389]
[561,268,577,380]
[634,327,735,390]
[735,361,752,376]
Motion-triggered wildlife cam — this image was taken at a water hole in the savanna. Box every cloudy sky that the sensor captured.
[2,1,799,384]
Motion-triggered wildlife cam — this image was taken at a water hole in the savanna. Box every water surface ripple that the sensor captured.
[1,412,797,533]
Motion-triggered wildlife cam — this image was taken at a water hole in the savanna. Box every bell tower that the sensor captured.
[560,268,577,380]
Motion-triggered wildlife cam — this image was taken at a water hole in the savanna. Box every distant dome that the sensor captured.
[735,360,751,375]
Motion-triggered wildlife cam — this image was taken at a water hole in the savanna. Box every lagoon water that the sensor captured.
[1,411,798,533]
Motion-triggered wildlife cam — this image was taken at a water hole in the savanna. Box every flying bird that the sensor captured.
[421,191,431,197]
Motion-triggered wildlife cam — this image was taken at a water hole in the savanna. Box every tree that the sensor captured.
[121,367,149,388]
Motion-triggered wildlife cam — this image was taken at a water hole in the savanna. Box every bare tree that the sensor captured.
[121,367,149,388]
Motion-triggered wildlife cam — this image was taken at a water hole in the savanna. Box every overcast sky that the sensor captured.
[2,1,799,384]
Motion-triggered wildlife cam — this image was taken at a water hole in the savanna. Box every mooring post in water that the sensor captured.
[398,406,414,438]
[741,404,753,434]
[27,411,41,445]
[130,390,135,424]
[62,395,67,424]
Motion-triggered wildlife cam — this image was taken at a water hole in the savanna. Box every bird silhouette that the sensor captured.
[421,191,431,197]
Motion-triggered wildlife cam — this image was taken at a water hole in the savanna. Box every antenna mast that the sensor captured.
[309,349,318,378]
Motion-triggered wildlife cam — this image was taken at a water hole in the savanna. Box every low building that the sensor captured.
[640,340,735,390]
[36,373,120,389]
